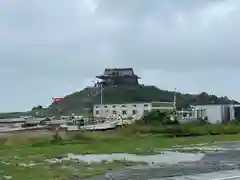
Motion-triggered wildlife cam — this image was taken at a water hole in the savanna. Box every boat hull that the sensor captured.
[62,121,118,131]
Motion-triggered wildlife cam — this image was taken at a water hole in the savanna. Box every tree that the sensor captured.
[142,110,179,125]
[31,105,43,111]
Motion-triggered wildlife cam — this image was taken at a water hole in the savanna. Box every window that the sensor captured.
[132,104,136,107]
[95,106,99,108]
[122,110,127,115]
[144,104,148,107]
[132,110,137,115]
[112,110,117,114]
[95,110,99,115]
[112,105,116,108]
[104,105,108,108]
[121,105,126,107]
[143,110,149,115]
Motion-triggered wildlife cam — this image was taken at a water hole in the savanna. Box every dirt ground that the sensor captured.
[0,129,54,138]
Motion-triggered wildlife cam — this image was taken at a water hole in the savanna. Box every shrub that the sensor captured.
[130,117,240,136]
[162,125,183,134]
[118,124,140,135]
[137,125,163,134]
[141,110,179,125]
[230,119,240,124]
[159,122,240,137]
[4,136,30,147]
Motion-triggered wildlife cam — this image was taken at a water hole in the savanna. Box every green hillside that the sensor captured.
[47,85,238,115]
[0,85,238,118]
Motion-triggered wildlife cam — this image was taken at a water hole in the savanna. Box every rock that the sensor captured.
[3,176,12,180]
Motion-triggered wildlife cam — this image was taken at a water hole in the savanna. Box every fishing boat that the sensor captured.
[60,119,118,131]
[80,120,118,131]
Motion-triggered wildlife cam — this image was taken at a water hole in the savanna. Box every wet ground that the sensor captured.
[79,142,240,180]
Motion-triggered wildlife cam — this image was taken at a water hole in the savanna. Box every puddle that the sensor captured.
[18,162,38,167]
[155,145,237,153]
[46,151,204,165]
[3,176,12,180]
[172,143,214,148]
[158,147,223,152]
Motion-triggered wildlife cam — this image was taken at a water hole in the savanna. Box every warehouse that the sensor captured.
[191,104,240,124]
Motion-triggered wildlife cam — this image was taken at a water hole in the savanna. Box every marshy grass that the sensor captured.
[1,124,240,149]
[0,156,146,180]
[0,125,240,179]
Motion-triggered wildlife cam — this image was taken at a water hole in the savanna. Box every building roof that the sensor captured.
[94,101,174,106]
[97,68,140,78]
[104,68,134,76]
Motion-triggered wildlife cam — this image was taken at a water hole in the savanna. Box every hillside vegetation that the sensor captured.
[0,85,237,118]
[47,85,238,115]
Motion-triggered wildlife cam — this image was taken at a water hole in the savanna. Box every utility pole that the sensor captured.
[92,80,103,105]
[100,82,103,105]
[173,88,177,120]
[92,80,104,119]
[173,88,177,111]
[100,81,103,119]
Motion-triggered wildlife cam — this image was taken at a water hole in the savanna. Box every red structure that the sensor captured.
[52,97,64,103]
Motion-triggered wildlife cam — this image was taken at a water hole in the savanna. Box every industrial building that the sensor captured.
[176,109,194,123]
[93,101,174,119]
[191,104,240,124]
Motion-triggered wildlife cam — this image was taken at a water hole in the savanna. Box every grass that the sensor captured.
[0,158,143,180]
[1,130,240,156]
[1,128,240,179]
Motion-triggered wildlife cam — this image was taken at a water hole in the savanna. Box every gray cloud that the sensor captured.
[0,0,240,111]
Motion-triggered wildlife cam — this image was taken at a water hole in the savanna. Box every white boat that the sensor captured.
[61,120,118,131]
[81,120,118,131]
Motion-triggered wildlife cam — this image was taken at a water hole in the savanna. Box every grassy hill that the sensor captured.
[47,85,239,116]
[1,85,237,118]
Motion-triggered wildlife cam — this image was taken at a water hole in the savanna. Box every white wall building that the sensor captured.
[191,104,240,124]
[93,101,174,119]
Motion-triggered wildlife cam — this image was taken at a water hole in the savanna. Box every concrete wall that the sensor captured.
[93,102,174,119]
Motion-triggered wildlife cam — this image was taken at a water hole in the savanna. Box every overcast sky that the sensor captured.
[0,0,240,112]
